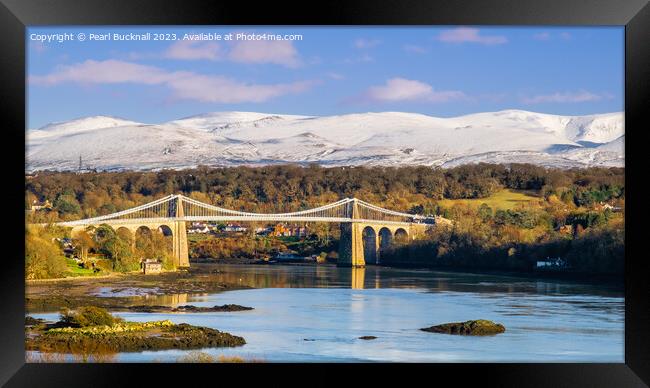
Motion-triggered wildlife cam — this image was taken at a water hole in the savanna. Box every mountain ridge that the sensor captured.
[26,109,624,172]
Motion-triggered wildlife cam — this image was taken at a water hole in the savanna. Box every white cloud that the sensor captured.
[29,60,175,85]
[363,77,466,103]
[532,31,572,41]
[29,59,317,103]
[522,90,612,104]
[166,75,316,103]
[354,38,381,49]
[165,40,222,61]
[129,35,301,67]
[436,27,507,45]
[228,39,301,68]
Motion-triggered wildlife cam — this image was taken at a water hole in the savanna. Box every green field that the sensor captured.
[436,189,540,210]
[64,258,99,277]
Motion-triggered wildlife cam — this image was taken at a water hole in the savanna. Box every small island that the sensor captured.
[110,304,254,313]
[26,306,246,355]
[420,319,506,336]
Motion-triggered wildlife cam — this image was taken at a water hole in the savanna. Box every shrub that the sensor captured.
[94,259,113,272]
[25,228,68,279]
[494,209,539,229]
[113,255,141,272]
[60,306,122,327]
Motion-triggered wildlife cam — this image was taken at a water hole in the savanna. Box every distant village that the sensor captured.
[188,221,309,238]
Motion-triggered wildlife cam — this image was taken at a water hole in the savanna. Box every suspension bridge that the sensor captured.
[53,194,441,267]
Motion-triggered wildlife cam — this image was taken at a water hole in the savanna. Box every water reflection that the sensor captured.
[190,263,622,298]
[138,293,190,306]
[73,264,623,316]
[117,263,624,323]
[88,292,194,308]
[350,267,365,289]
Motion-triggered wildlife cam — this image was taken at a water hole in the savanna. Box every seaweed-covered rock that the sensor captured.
[26,320,246,353]
[420,319,505,336]
[116,304,253,313]
[25,316,45,326]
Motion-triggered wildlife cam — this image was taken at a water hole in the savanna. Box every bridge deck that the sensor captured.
[57,217,431,227]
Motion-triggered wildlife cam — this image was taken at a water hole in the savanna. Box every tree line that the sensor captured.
[26,163,624,222]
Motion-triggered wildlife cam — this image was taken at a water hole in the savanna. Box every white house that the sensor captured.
[224,223,247,233]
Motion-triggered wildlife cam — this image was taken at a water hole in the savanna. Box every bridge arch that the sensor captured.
[134,225,153,256]
[93,224,116,240]
[156,224,174,256]
[394,228,409,243]
[362,226,378,265]
[157,224,173,237]
[377,227,393,263]
[115,227,134,250]
[115,226,133,239]
[135,225,152,238]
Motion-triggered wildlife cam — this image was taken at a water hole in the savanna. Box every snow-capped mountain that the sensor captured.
[30,116,144,138]
[26,110,624,171]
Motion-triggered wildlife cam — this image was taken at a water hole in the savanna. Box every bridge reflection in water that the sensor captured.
[350,267,365,289]
[46,194,441,268]
[185,264,372,290]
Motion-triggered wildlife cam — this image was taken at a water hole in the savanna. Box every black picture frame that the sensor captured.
[1,0,648,386]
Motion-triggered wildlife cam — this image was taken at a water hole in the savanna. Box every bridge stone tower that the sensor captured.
[337,199,432,268]
[173,195,190,268]
[338,199,366,267]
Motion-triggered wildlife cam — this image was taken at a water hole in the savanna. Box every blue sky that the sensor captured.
[27,26,623,129]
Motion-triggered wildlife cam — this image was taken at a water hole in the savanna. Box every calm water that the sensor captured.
[29,264,625,362]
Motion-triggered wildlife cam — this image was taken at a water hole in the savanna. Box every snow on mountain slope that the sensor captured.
[563,114,623,144]
[26,110,624,171]
[30,116,144,139]
[167,112,313,132]
[558,135,625,167]
[597,135,624,152]
[452,110,572,137]
[28,124,225,171]
[452,110,623,143]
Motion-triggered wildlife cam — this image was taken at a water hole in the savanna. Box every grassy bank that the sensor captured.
[436,189,540,210]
